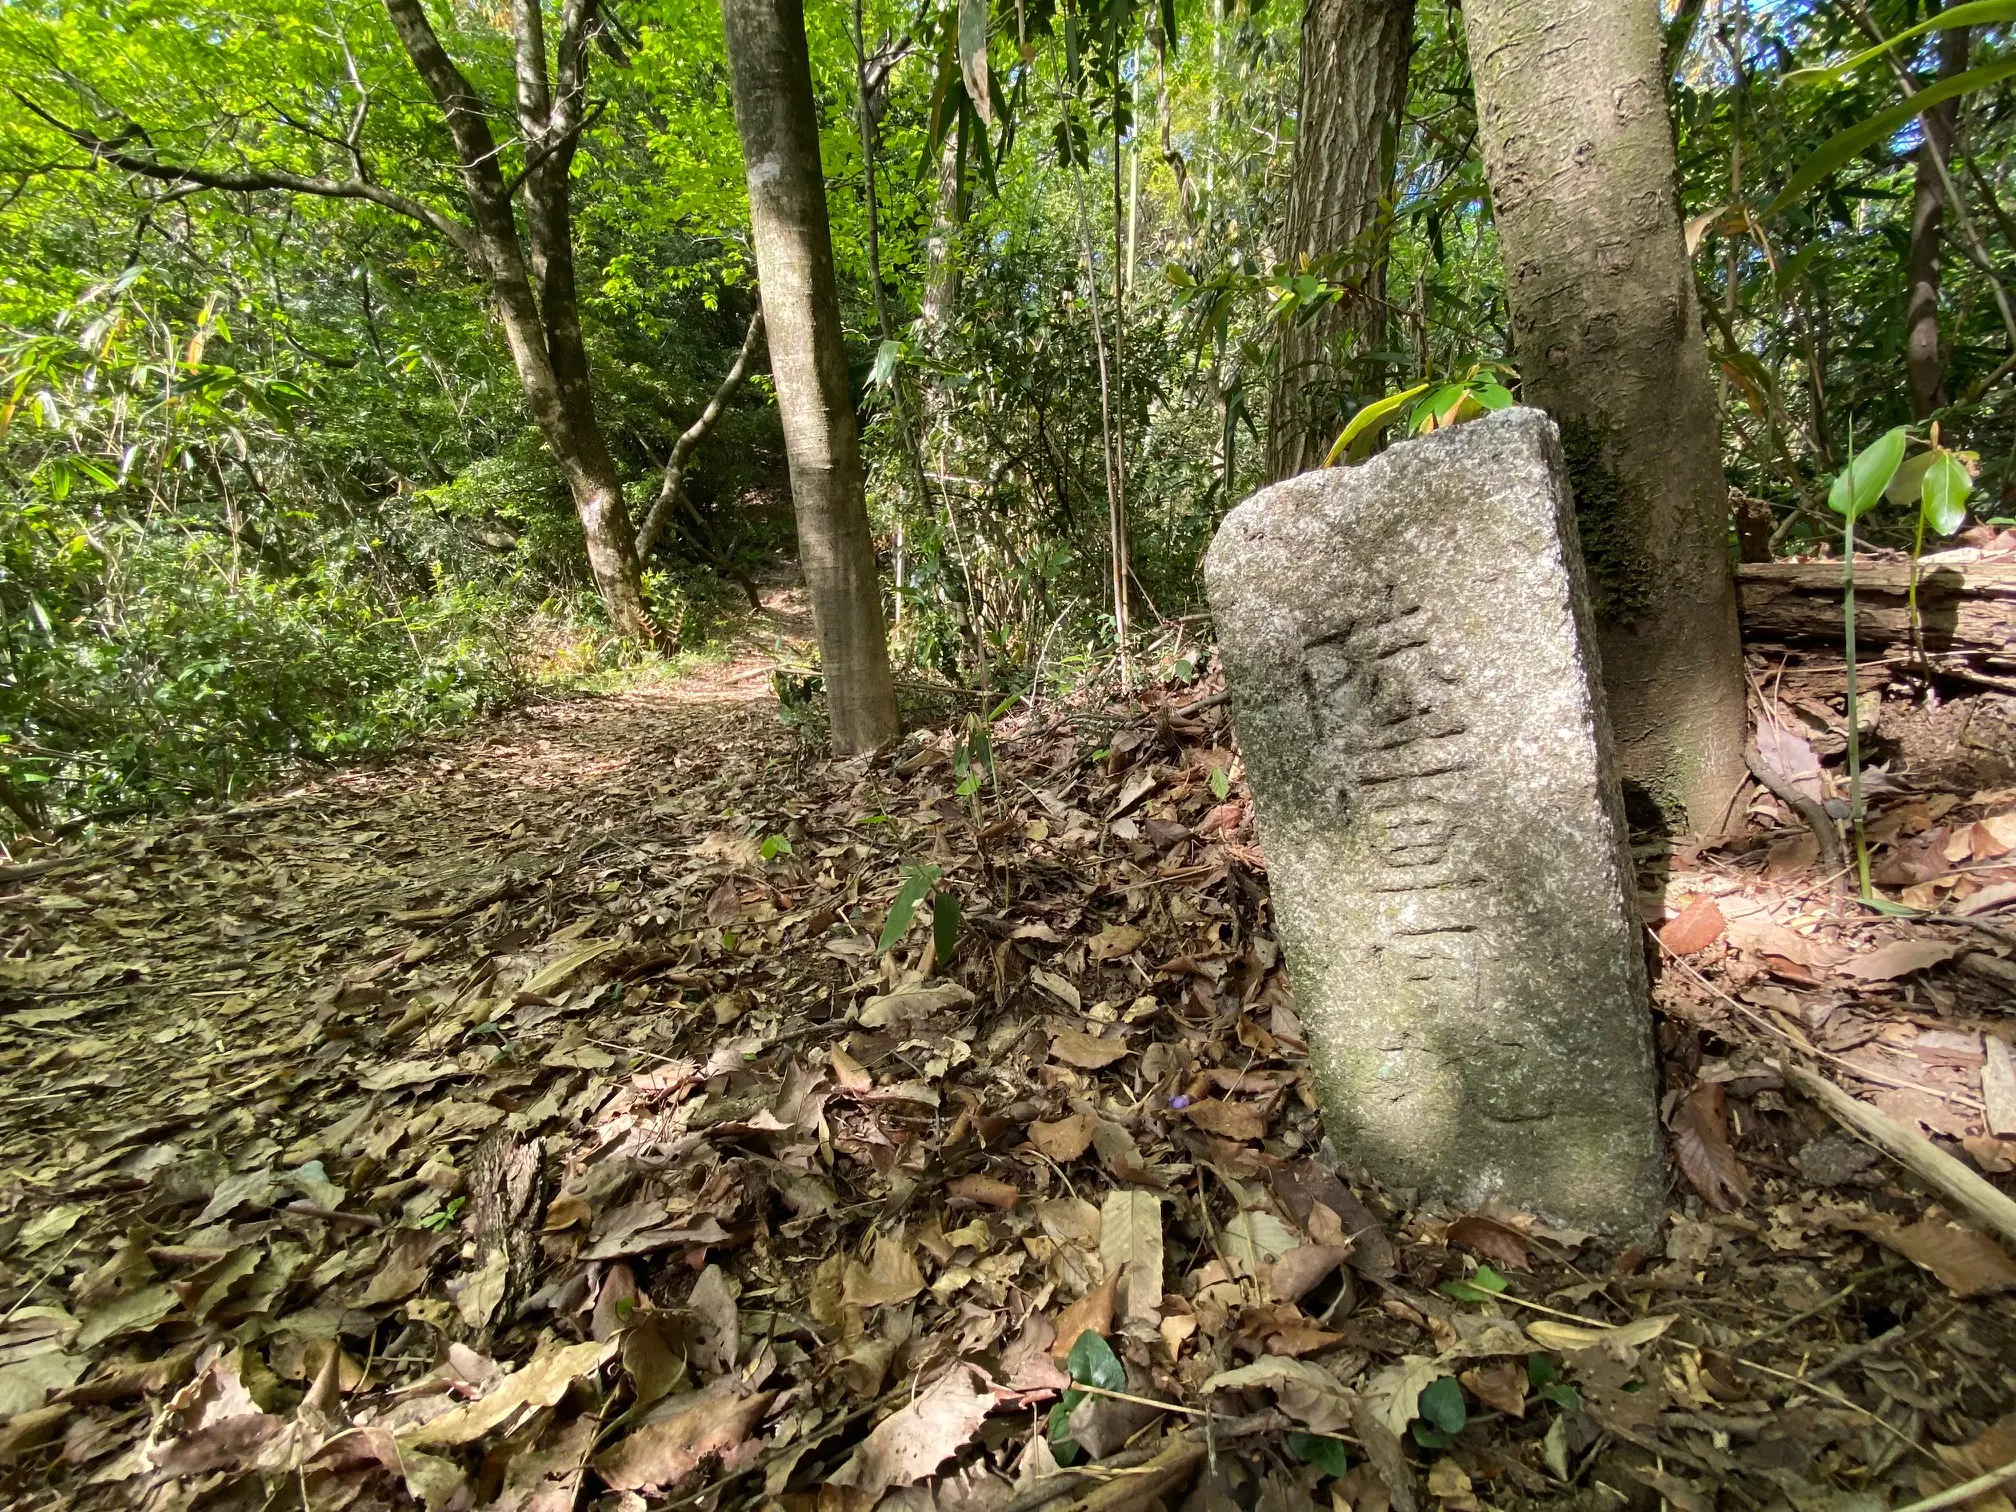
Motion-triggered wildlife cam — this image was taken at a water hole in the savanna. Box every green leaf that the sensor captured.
[1921,450,1973,537]
[760,834,793,861]
[1046,1400,1081,1461]
[1324,382,1430,466]
[933,891,960,966]
[1288,1433,1350,1477]
[1209,766,1231,801]
[1784,0,2016,85]
[1765,60,2016,218]
[1473,382,1515,411]
[879,865,943,951]
[1828,426,1908,521]
[1885,451,1938,507]
[870,339,905,389]
[1066,1329,1125,1392]
[1411,1423,1454,1449]
[1418,1376,1468,1436]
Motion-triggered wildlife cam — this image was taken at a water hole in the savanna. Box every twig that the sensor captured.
[1071,1383,1209,1417]
[1743,1258,1901,1346]
[1889,1458,2016,1512]
[1776,1059,2016,1247]
[1723,1351,1934,1462]
[1654,936,1985,1111]
[1743,744,1847,878]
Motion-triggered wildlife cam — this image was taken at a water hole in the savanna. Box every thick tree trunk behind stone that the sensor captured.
[721,0,899,755]
[1906,19,1969,419]
[1265,0,1416,482]
[1461,0,1747,833]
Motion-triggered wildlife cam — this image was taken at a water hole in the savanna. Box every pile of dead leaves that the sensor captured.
[2,651,2015,1512]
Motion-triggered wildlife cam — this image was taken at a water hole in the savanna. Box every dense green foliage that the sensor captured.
[2,0,2012,836]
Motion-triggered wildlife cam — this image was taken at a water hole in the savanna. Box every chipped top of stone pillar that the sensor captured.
[1204,407,1662,1234]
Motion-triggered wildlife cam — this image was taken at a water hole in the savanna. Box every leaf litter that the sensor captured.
[0,630,2013,1510]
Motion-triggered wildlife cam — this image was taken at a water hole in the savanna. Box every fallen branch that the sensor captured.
[1776,1059,2016,1249]
[1743,743,1847,878]
[1891,1458,2016,1512]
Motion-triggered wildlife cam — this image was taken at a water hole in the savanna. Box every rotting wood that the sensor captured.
[1738,558,2016,664]
[1777,1059,2016,1248]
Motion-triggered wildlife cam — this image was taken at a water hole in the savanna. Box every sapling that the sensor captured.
[1824,424,1974,901]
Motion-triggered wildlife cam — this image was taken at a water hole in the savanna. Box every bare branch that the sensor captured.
[636,303,765,561]
[13,92,478,260]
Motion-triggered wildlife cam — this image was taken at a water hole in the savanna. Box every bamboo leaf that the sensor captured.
[1784,0,2016,86]
[1324,382,1430,467]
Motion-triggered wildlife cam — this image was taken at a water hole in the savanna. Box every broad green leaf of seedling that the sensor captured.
[1921,449,1974,537]
[879,865,942,951]
[760,834,792,861]
[1288,1433,1350,1477]
[1047,1329,1125,1462]
[1209,766,1231,801]
[1828,425,1907,520]
[1438,1262,1509,1303]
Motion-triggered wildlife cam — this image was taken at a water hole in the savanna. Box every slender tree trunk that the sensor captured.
[384,0,653,641]
[721,0,899,754]
[1463,0,1748,834]
[922,131,964,339]
[1906,17,1970,419]
[1265,0,1416,481]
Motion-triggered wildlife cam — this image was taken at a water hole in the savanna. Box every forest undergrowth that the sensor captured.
[3,584,2016,1512]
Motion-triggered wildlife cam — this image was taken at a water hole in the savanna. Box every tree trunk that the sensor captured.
[1462,0,1748,834]
[383,0,653,642]
[1265,0,1416,482]
[720,0,899,754]
[1906,17,1970,420]
[922,130,964,340]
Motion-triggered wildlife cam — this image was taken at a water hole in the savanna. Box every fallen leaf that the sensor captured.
[1051,1028,1127,1069]
[1049,1271,1118,1359]
[1203,1356,1354,1434]
[829,1043,873,1091]
[1839,939,1960,982]
[1030,1112,1097,1161]
[1460,1361,1527,1419]
[1221,1211,1300,1268]
[1268,1244,1353,1302]
[688,1264,740,1373]
[1100,1190,1164,1324]
[859,980,975,1028]
[522,941,618,997]
[1183,1097,1269,1141]
[1660,896,1726,956]
[1526,1314,1676,1352]
[828,1363,996,1501]
[595,1374,774,1492]
[1031,969,1082,1011]
[403,1339,607,1447]
[1669,1082,1753,1212]
[1851,1215,2016,1297]
[74,1285,178,1352]
[1445,1215,1532,1272]
[842,1235,925,1308]
[1089,924,1146,962]
[948,1174,1021,1210]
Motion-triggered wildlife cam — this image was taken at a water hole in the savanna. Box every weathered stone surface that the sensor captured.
[1204,408,1662,1231]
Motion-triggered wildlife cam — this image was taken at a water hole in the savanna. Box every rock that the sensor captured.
[1203,408,1662,1232]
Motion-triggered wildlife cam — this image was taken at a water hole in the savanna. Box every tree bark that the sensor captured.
[922,130,964,340]
[1737,558,2016,666]
[1462,0,1748,834]
[1906,16,1970,420]
[1265,0,1416,481]
[720,0,899,754]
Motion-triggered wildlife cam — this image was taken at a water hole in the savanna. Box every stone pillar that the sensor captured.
[1204,408,1662,1231]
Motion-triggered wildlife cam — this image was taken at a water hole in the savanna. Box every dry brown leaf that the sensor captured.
[948,1174,1021,1210]
[1267,1243,1352,1302]
[1182,1097,1269,1141]
[1049,1271,1118,1359]
[594,1376,774,1493]
[1444,1215,1532,1272]
[842,1235,925,1308]
[1460,1361,1527,1419]
[829,1043,873,1091]
[1838,939,1961,982]
[404,1339,606,1448]
[1660,896,1727,956]
[1669,1082,1752,1212]
[1029,1112,1097,1161]
[687,1265,739,1374]
[1852,1215,2016,1297]
[827,1364,996,1501]
[1051,1028,1128,1069]
[1100,1190,1164,1324]
[1089,924,1146,962]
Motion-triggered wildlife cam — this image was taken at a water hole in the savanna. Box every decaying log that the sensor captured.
[464,1128,547,1340]
[1737,559,2016,665]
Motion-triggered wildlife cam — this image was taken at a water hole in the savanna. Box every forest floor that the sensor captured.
[3,583,2016,1512]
